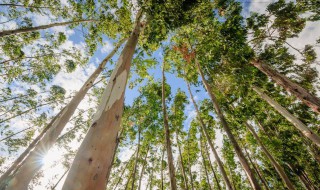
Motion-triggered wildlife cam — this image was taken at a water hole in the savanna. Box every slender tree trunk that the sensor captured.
[187,130,194,190]
[112,154,135,190]
[161,145,165,190]
[253,86,320,147]
[138,146,150,190]
[186,81,233,190]
[244,121,295,189]
[200,136,212,190]
[176,131,189,190]
[106,129,123,184]
[162,61,177,190]
[131,129,141,190]
[195,60,261,190]
[0,20,95,37]
[251,157,271,190]
[51,168,69,190]
[2,38,126,190]
[204,141,222,190]
[285,163,316,190]
[243,148,270,190]
[0,127,32,142]
[251,60,320,114]
[124,169,134,190]
[61,13,143,190]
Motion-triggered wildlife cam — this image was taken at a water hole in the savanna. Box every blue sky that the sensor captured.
[1,0,320,189]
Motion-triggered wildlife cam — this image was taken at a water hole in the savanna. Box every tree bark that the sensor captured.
[162,61,177,190]
[253,86,320,147]
[2,38,126,190]
[176,131,189,190]
[131,129,141,190]
[200,135,212,190]
[186,81,233,190]
[0,20,95,37]
[106,129,123,184]
[138,146,149,190]
[187,130,194,190]
[244,122,295,189]
[61,12,143,190]
[251,60,320,114]
[195,60,261,190]
[204,141,222,190]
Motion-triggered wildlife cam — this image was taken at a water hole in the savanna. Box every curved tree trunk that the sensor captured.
[61,13,143,190]
[176,131,189,190]
[162,61,177,190]
[2,38,126,190]
[186,81,233,190]
[253,86,320,147]
[251,60,320,114]
[244,121,295,189]
[0,20,95,37]
[195,60,261,190]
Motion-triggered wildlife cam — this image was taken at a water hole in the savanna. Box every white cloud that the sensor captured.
[101,41,114,54]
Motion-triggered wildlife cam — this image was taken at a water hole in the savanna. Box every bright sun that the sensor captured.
[41,147,63,169]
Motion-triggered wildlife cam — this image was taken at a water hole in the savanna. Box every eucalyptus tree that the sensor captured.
[0,39,125,190]
[61,0,206,189]
[168,89,188,190]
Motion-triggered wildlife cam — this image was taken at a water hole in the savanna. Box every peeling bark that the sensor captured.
[253,86,320,147]
[2,38,126,190]
[252,60,320,114]
[61,13,143,189]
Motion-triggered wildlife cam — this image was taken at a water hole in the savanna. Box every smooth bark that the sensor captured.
[204,141,222,190]
[61,12,143,189]
[3,38,126,190]
[162,61,177,190]
[138,146,149,190]
[196,59,261,190]
[244,122,295,189]
[176,131,189,190]
[253,86,320,147]
[131,129,141,190]
[252,60,320,114]
[186,81,233,190]
[0,20,95,37]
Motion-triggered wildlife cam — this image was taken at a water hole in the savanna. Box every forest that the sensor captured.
[0,0,320,189]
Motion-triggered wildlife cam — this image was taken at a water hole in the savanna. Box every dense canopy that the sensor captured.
[0,0,320,189]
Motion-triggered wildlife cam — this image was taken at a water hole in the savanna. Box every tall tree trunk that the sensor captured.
[253,86,320,147]
[186,81,233,190]
[243,148,270,190]
[187,130,194,190]
[2,38,126,190]
[285,163,316,190]
[138,146,150,190]
[131,129,141,190]
[251,60,320,114]
[61,13,143,190]
[176,131,189,190]
[51,168,69,190]
[200,135,212,190]
[195,60,261,190]
[161,145,165,190]
[244,121,295,189]
[112,153,135,190]
[162,61,177,190]
[0,19,95,37]
[204,141,222,190]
